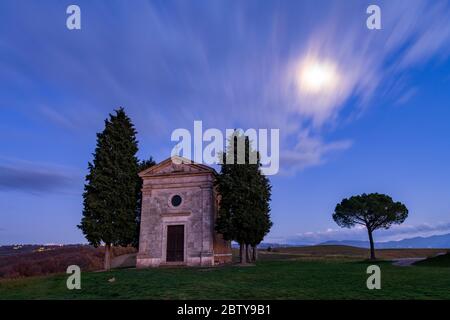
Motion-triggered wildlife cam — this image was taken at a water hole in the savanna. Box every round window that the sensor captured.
[171,195,182,207]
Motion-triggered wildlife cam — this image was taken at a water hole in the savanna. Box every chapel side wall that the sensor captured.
[212,190,232,264]
[213,233,232,264]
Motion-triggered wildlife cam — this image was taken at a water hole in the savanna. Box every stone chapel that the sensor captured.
[136,156,232,267]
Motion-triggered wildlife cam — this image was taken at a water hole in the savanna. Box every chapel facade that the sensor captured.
[136,156,232,267]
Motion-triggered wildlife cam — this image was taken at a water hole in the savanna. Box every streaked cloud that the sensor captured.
[1,0,450,176]
[280,130,352,174]
[0,159,81,195]
[278,0,450,172]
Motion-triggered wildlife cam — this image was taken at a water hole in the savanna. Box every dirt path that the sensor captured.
[111,253,136,268]
[391,257,426,266]
[392,252,447,267]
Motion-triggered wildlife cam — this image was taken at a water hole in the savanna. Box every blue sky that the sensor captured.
[1,0,450,245]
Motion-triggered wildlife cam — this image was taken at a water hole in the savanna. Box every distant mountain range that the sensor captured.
[319,233,450,249]
[4,233,450,252]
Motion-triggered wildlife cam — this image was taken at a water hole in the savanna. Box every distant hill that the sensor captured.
[232,242,299,249]
[0,244,74,257]
[0,245,136,279]
[320,233,450,249]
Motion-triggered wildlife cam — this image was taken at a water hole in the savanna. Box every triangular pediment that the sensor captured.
[139,156,216,177]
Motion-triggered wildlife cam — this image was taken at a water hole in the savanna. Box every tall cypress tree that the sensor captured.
[215,131,272,263]
[78,108,140,270]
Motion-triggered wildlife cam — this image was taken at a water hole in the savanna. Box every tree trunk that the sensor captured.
[104,243,112,270]
[239,243,242,262]
[367,229,376,260]
[246,244,251,262]
[239,243,247,264]
[252,245,258,261]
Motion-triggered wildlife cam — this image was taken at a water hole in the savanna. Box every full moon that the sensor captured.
[297,59,338,94]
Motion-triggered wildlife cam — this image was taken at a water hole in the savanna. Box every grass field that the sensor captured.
[1,247,450,300]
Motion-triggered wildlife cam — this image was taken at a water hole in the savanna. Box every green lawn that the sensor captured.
[1,259,450,299]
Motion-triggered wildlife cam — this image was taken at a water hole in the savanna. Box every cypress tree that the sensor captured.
[215,131,272,263]
[78,108,140,270]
